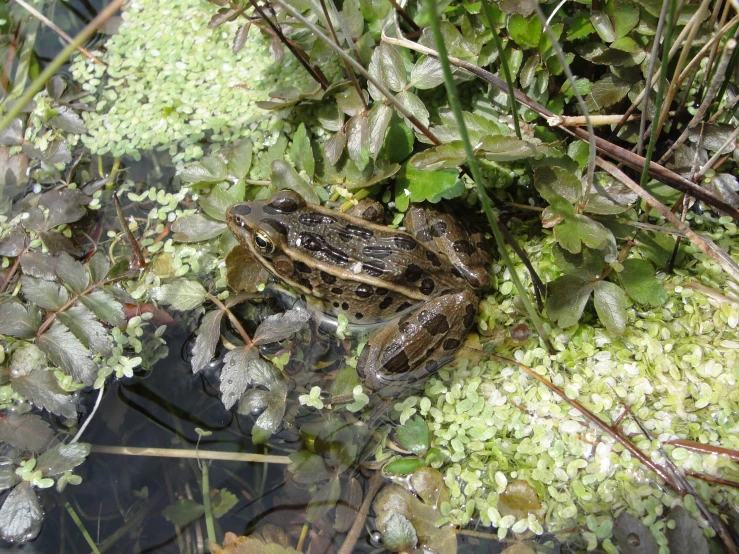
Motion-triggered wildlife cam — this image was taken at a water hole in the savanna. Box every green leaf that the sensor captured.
[162,498,205,527]
[57,305,112,356]
[409,55,445,90]
[0,413,54,453]
[224,139,252,179]
[0,302,40,339]
[586,73,632,111]
[179,156,228,185]
[593,280,628,335]
[325,128,347,166]
[567,15,596,40]
[396,90,430,128]
[346,114,370,171]
[253,307,311,346]
[171,213,227,242]
[382,513,418,551]
[87,252,111,284]
[37,443,90,477]
[191,310,224,373]
[606,0,640,39]
[368,103,393,159]
[584,172,638,214]
[0,483,42,543]
[336,87,365,116]
[590,11,616,42]
[546,275,594,328]
[619,259,667,307]
[394,164,462,211]
[368,43,407,98]
[235,359,288,444]
[9,343,46,376]
[396,415,429,455]
[219,346,258,409]
[55,253,89,294]
[36,323,97,385]
[508,13,542,49]
[381,112,414,164]
[552,245,605,280]
[199,185,240,222]
[385,458,427,475]
[476,135,539,161]
[211,489,238,518]
[79,290,125,327]
[270,160,320,204]
[11,367,77,419]
[151,280,207,311]
[410,142,466,171]
[21,276,69,311]
[290,123,314,178]
[534,166,583,203]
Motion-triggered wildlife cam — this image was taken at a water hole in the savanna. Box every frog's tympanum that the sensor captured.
[226,190,490,398]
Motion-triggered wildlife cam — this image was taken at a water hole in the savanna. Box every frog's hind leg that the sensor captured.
[356,289,478,399]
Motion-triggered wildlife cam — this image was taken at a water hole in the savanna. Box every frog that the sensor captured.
[226,189,490,398]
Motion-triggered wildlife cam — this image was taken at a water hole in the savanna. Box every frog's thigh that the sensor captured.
[357,289,478,397]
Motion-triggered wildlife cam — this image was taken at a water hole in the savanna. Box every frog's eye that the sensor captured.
[254,229,275,255]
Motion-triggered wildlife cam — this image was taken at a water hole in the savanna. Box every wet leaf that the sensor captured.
[179,156,228,185]
[171,213,227,242]
[0,483,42,543]
[586,73,632,110]
[37,442,90,476]
[346,114,370,171]
[191,310,225,373]
[325,128,347,166]
[666,507,708,554]
[410,467,448,508]
[211,489,238,518]
[396,415,429,455]
[87,252,111,284]
[162,498,205,526]
[585,173,638,214]
[151,280,207,311]
[270,160,320,204]
[306,476,341,523]
[534,166,583,203]
[591,11,616,42]
[546,275,594,328]
[0,227,26,256]
[382,512,417,552]
[219,347,257,410]
[233,22,250,53]
[290,123,314,178]
[0,119,23,146]
[552,245,605,280]
[49,105,87,134]
[0,413,55,454]
[508,13,542,49]
[27,190,89,232]
[21,275,69,311]
[316,102,344,132]
[225,139,253,179]
[0,466,20,492]
[477,135,539,161]
[336,88,365,117]
[200,185,241,221]
[548,198,610,253]
[79,290,125,327]
[225,246,269,293]
[11,368,77,419]
[334,477,361,533]
[410,142,466,171]
[370,43,407,97]
[36,323,97,385]
[55,252,89,294]
[0,148,29,193]
[394,164,462,211]
[613,511,659,554]
[288,450,334,484]
[57,305,112,356]
[368,104,393,159]
[619,259,667,307]
[499,480,543,520]
[396,90,429,128]
[253,307,311,346]
[593,280,627,335]
[410,55,445,90]
[236,359,287,444]
[0,302,41,339]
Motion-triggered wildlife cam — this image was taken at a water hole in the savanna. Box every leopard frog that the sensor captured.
[226,190,490,398]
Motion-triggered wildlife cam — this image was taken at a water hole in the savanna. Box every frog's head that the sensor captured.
[226,190,306,261]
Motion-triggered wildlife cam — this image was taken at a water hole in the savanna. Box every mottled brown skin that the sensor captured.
[226,190,490,398]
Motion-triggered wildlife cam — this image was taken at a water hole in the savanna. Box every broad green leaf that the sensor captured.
[79,290,125,327]
[316,102,344,132]
[409,55,445,90]
[211,489,238,518]
[382,112,414,164]
[191,310,225,373]
[151,280,207,311]
[253,307,311,345]
[306,476,342,523]
[586,73,631,111]
[87,252,111,284]
[394,164,462,211]
[606,0,640,39]
[546,275,594,328]
[385,458,427,475]
[162,499,204,527]
[372,43,407,95]
[396,415,429,455]
[666,507,709,554]
[219,346,259,410]
[179,156,227,185]
[171,213,227,242]
[37,443,90,476]
[508,13,542,49]
[584,173,638,214]
[199,185,240,222]
[382,513,417,551]
[0,467,20,493]
[590,11,616,42]
[418,22,477,62]
[11,368,77,418]
[410,142,466,171]
[290,123,314,178]
[396,90,429,129]
[270,160,320,204]
[0,413,54,453]
[55,253,89,294]
[619,259,667,307]
[477,135,539,161]
[0,483,42,543]
[534,167,583,203]
[288,450,334,484]
[346,114,370,171]
[341,0,364,39]
[57,305,112,356]
[336,88,365,116]
[552,245,605,280]
[224,139,252,179]
[324,128,347,166]
[21,276,69,311]
[36,323,97,385]
[0,302,40,339]
[593,280,628,334]
[368,103,393,159]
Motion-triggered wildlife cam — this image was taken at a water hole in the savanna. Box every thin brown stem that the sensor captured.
[388,0,420,31]
[207,293,253,347]
[336,471,385,554]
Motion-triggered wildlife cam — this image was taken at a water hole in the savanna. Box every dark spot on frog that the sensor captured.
[425,250,441,267]
[453,239,475,255]
[404,264,422,282]
[420,278,435,295]
[430,220,447,237]
[379,296,393,310]
[363,261,385,277]
[230,204,251,216]
[362,245,392,258]
[299,212,336,226]
[443,338,461,350]
[375,287,388,296]
[451,266,464,279]
[418,310,450,335]
[320,271,336,284]
[396,301,413,313]
[463,303,476,328]
[393,235,417,250]
[425,347,435,358]
[324,245,350,265]
[333,301,340,308]
[261,218,289,236]
[424,359,438,372]
[415,228,432,242]
[342,302,349,310]
[299,232,324,251]
[294,261,312,273]
[346,224,373,239]
[297,277,313,290]
[331,287,343,295]
[355,284,373,298]
[381,344,410,374]
[336,230,352,242]
[355,312,364,320]
[467,276,481,288]
[266,194,299,213]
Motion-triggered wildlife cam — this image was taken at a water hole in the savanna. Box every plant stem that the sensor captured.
[201,462,216,549]
[90,445,291,464]
[65,502,102,554]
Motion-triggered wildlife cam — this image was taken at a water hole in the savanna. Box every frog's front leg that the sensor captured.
[356,289,478,398]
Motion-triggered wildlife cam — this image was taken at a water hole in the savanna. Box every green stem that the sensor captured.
[65,502,102,554]
[201,462,216,550]
[0,0,126,133]
[425,0,552,352]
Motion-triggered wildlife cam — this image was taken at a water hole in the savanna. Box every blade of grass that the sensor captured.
[65,502,102,554]
[425,0,552,352]
[201,462,216,548]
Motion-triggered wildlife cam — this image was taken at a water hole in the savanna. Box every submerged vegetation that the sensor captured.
[0,0,738,551]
